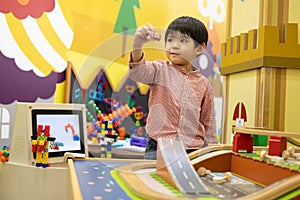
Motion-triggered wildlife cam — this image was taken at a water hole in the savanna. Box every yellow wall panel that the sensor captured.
[225,70,257,142]
[289,0,300,44]
[284,69,300,132]
[231,0,260,37]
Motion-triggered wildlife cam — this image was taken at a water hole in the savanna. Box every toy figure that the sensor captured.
[31,125,55,168]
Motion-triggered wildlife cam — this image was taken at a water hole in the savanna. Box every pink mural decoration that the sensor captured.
[0,0,55,19]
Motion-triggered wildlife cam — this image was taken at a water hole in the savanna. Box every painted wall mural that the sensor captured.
[0,52,65,104]
[0,0,227,147]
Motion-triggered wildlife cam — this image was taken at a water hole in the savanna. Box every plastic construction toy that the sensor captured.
[147,31,161,41]
[130,136,148,147]
[99,137,113,158]
[31,125,56,168]
[0,145,10,163]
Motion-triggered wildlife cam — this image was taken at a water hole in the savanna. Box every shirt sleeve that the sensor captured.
[200,82,218,145]
[128,52,160,85]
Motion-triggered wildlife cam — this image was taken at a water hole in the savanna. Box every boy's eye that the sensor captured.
[180,39,188,43]
[167,38,173,43]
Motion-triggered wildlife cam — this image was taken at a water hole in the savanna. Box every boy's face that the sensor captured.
[165,31,203,67]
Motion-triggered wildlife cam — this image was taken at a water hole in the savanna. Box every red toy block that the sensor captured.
[37,145,44,153]
[268,136,287,156]
[32,145,37,152]
[37,125,43,136]
[233,133,253,153]
[44,125,50,137]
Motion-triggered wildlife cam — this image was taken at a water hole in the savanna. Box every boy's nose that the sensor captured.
[171,41,180,49]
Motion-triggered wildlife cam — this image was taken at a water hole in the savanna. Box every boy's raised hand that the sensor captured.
[133,23,160,50]
[131,23,161,62]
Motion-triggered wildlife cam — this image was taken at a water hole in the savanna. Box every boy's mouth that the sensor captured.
[170,52,180,55]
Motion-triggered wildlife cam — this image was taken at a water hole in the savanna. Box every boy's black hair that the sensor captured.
[165,16,208,47]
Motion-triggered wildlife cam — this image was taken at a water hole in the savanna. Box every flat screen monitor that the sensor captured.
[31,109,85,158]
[9,102,88,165]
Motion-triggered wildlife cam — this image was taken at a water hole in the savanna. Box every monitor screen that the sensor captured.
[31,109,86,158]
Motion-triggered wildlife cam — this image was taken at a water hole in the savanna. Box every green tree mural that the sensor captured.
[114,0,140,56]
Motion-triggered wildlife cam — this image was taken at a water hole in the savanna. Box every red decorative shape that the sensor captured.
[268,136,287,156]
[233,103,240,120]
[0,0,55,19]
[233,102,248,122]
[241,103,247,122]
[232,133,253,153]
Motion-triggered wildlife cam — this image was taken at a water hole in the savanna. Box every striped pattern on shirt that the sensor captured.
[129,54,218,149]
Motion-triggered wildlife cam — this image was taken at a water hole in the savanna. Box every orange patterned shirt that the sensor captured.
[129,54,218,149]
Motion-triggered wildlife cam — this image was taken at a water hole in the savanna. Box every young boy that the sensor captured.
[129,16,218,159]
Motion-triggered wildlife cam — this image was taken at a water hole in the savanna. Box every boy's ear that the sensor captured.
[196,43,206,55]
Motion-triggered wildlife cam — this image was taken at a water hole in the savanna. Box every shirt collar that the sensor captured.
[175,65,199,75]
